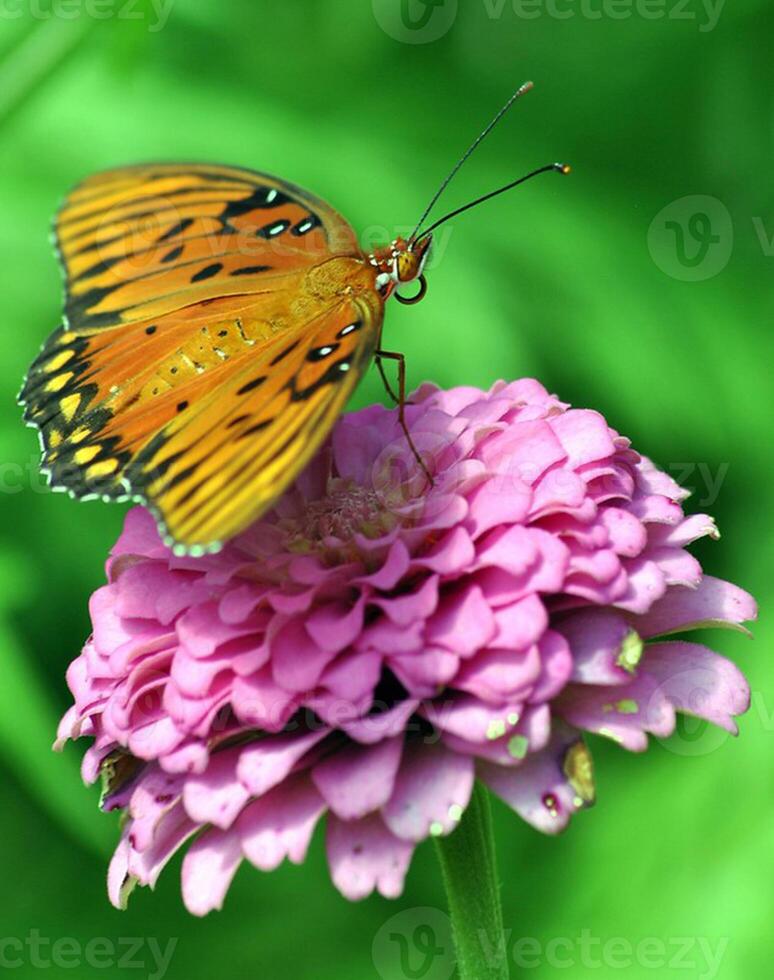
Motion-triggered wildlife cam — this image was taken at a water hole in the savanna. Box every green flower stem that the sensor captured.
[434,782,510,980]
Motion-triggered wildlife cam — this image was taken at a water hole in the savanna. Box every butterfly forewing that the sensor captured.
[21,163,383,550]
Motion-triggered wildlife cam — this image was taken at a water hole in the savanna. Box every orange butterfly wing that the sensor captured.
[20,164,384,552]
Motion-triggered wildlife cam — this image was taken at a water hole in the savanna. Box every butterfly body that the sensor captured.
[20,163,426,553]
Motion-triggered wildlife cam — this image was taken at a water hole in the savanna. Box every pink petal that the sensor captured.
[218,584,267,624]
[599,507,647,557]
[528,630,573,703]
[326,814,413,900]
[612,558,668,614]
[355,539,410,589]
[492,594,548,650]
[159,740,210,775]
[422,693,524,743]
[556,673,676,751]
[551,410,617,468]
[442,704,550,765]
[317,648,383,703]
[238,774,325,870]
[648,546,702,587]
[237,729,327,797]
[231,670,298,731]
[481,727,589,833]
[181,828,243,916]
[127,769,183,850]
[633,575,757,638]
[480,419,565,485]
[391,647,460,696]
[109,506,167,563]
[413,527,475,575]
[269,619,338,691]
[363,618,424,655]
[425,583,497,656]
[114,563,211,625]
[635,460,690,501]
[306,599,365,653]
[465,478,532,537]
[455,645,541,703]
[127,716,184,760]
[642,641,750,733]
[648,513,719,548]
[182,748,250,829]
[128,802,197,888]
[528,469,588,519]
[558,610,641,685]
[373,575,439,627]
[477,526,538,577]
[333,417,385,483]
[630,494,683,525]
[177,601,262,659]
[107,836,134,909]
[341,700,420,745]
[313,737,403,820]
[381,742,474,841]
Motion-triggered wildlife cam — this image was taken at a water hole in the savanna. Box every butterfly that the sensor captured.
[20,83,568,555]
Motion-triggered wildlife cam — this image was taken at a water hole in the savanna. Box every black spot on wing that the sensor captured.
[162,245,184,263]
[161,463,200,494]
[157,217,194,243]
[73,253,122,282]
[191,263,223,283]
[231,265,272,276]
[257,219,291,240]
[307,344,339,362]
[237,419,272,440]
[221,186,289,221]
[269,340,300,366]
[337,320,363,339]
[236,375,266,396]
[291,214,321,236]
[290,357,352,402]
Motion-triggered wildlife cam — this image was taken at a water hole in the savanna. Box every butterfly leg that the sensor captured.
[374,349,433,487]
[375,354,400,405]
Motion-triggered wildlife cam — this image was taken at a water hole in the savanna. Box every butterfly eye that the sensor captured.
[395,274,428,306]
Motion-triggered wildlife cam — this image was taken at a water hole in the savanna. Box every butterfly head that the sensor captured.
[370,235,432,304]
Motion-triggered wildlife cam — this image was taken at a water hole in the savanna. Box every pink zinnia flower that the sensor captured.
[56,379,756,915]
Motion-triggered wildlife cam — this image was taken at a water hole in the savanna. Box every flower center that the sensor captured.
[283,478,397,555]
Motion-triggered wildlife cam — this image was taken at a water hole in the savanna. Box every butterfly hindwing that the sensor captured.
[127,293,383,551]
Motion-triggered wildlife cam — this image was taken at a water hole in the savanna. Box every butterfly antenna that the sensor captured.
[410,80,536,243]
[415,161,571,240]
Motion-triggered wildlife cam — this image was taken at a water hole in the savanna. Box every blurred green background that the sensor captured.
[0,0,771,977]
